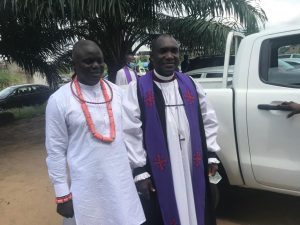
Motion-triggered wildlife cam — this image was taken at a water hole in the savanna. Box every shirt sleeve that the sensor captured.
[45,95,70,197]
[194,80,221,156]
[122,81,148,170]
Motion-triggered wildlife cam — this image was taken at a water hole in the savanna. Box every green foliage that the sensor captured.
[7,104,46,120]
[278,46,290,54]
[138,55,150,62]
[0,71,11,87]
[1,0,126,21]
[0,70,25,90]
[0,0,267,83]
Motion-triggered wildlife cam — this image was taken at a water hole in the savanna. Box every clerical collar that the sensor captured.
[153,70,175,83]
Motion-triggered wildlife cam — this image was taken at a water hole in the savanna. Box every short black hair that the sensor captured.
[151,34,178,51]
[125,51,134,60]
[125,51,134,56]
[72,40,100,61]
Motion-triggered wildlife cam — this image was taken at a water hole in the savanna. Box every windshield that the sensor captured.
[0,87,14,99]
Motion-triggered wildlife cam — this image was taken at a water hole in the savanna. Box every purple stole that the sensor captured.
[123,66,136,84]
[138,71,206,225]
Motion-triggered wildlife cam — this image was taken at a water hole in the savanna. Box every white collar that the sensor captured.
[154,70,174,81]
[78,81,100,90]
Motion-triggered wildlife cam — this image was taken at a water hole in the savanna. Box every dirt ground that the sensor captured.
[0,116,300,225]
[0,117,61,225]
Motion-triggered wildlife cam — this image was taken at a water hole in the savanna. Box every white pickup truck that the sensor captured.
[189,26,300,197]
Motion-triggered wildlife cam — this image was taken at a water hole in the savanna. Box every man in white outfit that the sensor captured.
[115,52,137,86]
[45,40,145,225]
[123,35,220,225]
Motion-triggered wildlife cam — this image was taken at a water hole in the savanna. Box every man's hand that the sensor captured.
[57,200,74,218]
[136,178,156,200]
[281,101,300,118]
[208,163,218,177]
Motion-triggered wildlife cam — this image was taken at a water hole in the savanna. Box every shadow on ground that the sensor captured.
[216,186,300,225]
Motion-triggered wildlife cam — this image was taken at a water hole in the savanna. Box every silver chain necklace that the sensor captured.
[158,81,186,150]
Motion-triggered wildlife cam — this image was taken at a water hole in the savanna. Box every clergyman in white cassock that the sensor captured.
[122,35,220,225]
[115,52,137,86]
[115,65,137,86]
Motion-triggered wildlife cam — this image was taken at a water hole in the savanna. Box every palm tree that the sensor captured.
[0,3,76,88]
[0,0,267,84]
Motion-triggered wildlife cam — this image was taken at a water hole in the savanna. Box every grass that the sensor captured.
[7,104,46,120]
[0,71,11,85]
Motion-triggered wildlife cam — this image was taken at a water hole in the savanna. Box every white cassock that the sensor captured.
[45,81,145,225]
[115,67,137,86]
[122,71,220,225]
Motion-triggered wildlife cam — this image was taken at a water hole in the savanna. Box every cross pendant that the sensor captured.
[179,134,185,142]
[179,134,185,151]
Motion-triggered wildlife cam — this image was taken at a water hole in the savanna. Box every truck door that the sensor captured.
[247,32,300,191]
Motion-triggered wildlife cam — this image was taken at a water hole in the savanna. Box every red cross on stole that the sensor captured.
[144,91,155,107]
[193,151,202,167]
[170,218,178,225]
[184,90,196,104]
[154,154,167,171]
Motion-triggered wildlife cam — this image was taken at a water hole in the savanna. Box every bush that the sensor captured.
[0,70,25,90]
[0,112,15,126]
[7,104,46,120]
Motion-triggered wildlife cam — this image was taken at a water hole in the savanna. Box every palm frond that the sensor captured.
[0,0,268,83]
[156,15,238,55]
[2,0,126,20]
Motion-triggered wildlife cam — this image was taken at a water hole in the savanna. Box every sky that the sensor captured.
[261,0,300,28]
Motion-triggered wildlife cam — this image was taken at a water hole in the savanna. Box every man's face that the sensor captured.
[73,43,104,85]
[151,36,179,77]
[126,54,135,64]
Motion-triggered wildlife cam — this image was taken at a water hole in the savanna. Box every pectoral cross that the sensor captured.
[179,133,185,151]
[179,134,185,142]
[175,104,185,150]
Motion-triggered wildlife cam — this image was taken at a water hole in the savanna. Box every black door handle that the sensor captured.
[257,104,292,111]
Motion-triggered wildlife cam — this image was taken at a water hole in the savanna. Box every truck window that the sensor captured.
[292,54,300,58]
[206,73,222,78]
[260,34,300,88]
[205,72,233,78]
[190,73,202,78]
[278,54,291,59]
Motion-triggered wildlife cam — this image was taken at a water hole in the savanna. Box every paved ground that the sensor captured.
[0,116,300,225]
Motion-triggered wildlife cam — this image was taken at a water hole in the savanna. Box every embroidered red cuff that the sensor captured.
[55,193,72,204]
